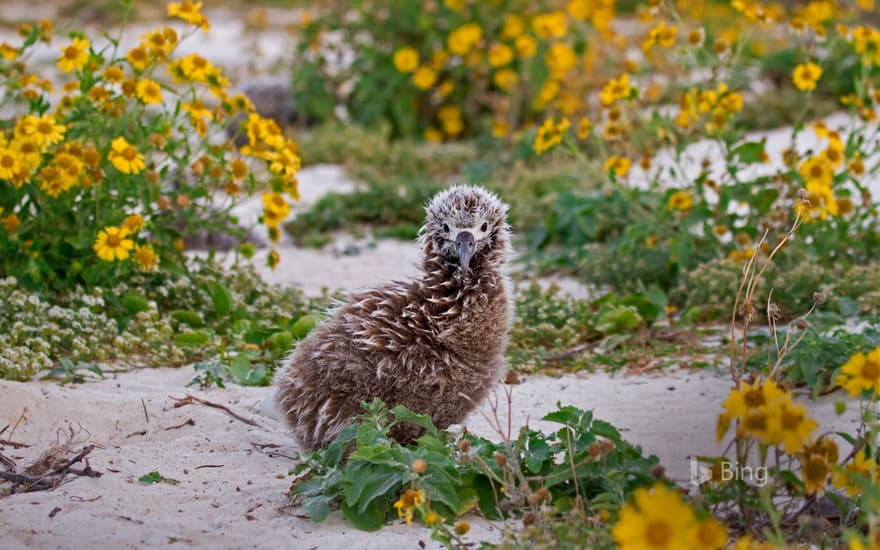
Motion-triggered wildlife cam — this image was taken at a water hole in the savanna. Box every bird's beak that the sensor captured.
[456,231,475,272]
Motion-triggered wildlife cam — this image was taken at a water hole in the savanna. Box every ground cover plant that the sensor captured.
[0,2,324,380]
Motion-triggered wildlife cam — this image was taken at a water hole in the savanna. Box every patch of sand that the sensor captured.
[0,368,861,549]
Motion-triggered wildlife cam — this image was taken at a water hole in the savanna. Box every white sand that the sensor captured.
[0,367,862,549]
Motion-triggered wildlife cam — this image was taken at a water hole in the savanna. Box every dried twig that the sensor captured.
[163,418,195,431]
[141,398,150,424]
[545,341,601,363]
[0,451,15,471]
[0,438,29,448]
[0,445,101,495]
[168,394,260,427]
[8,407,28,441]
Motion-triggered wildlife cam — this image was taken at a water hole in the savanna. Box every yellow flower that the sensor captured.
[412,66,437,90]
[695,517,728,550]
[93,226,135,261]
[501,14,525,39]
[108,137,145,175]
[600,73,634,106]
[514,35,537,59]
[767,399,818,453]
[126,46,150,71]
[393,47,419,73]
[605,156,631,178]
[57,37,89,73]
[3,213,21,232]
[545,43,576,79]
[645,235,659,248]
[722,378,785,420]
[103,65,125,83]
[667,190,693,210]
[822,139,845,169]
[493,68,518,91]
[798,156,834,187]
[577,117,592,140]
[488,43,514,68]
[454,521,470,535]
[424,511,443,526]
[836,347,880,396]
[796,181,839,222]
[645,21,678,50]
[793,62,823,92]
[182,100,214,121]
[491,119,509,138]
[1,42,18,60]
[167,1,210,31]
[123,214,146,233]
[141,27,179,58]
[262,193,291,227]
[424,127,443,143]
[393,489,424,525]
[230,159,249,179]
[136,78,163,105]
[800,438,838,494]
[851,25,880,65]
[134,244,159,271]
[0,147,22,180]
[447,23,482,56]
[11,139,41,170]
[834,450,879,497]
[533,117,570,155]
[612,484,698,550]
[532,11,568,40]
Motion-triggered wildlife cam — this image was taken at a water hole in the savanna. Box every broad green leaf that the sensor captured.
[122,293,150,314]
[291,314,319,339]
[341,500,386,531]
[171,310,204,327]
[391,405,439,437]
[174,331,210,346]
[206,281,233,317]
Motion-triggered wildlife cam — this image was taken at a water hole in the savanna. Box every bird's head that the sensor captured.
[420,185,510,278]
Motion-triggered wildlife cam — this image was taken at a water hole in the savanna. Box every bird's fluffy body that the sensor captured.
[274,185,512,449]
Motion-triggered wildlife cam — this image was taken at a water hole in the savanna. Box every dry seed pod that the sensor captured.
[411,458,427,474]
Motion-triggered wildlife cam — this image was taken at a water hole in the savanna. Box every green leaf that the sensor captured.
[138,471,162,484]
[122,293,150,314]
[543,405,593,431]
[390,405,439,437]
[343,463,403,514]
[340,500,386,531]
[595,304,642,335]
[302,494,332,522]
[591,419,623,443]
[227,352,253,384]
[171,310,204,327]
[267,330,294,353]
[174,331,210,347]
[731,140,766,164]
[206,281,233,317]
[291,314,319,339]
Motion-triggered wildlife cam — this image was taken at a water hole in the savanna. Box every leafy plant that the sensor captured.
[0,5,300,291]
[41,358,104,385]
[290,398,659,532]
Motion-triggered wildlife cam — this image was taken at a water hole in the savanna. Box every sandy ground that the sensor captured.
[0,366,863,549]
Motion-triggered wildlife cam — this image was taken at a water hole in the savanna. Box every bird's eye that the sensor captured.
[442,223,450,232]
[480,222,488,232]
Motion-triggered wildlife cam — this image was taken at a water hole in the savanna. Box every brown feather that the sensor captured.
[274,185,512,449]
